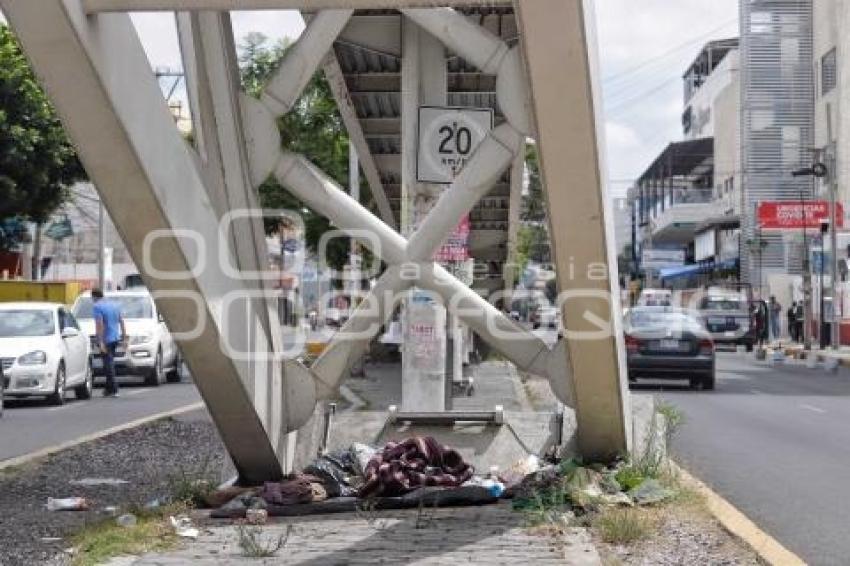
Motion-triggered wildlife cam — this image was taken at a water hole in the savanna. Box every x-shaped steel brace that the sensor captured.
[238,8,575,429]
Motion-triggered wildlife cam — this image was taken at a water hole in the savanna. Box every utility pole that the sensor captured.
[826,105,840,349]
[793,165,829,350]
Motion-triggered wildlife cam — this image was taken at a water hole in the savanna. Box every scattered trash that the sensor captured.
[245,508,269,525]
[304,453,359,498]
[169,515,200,539]
[143,498,163,510]
[116,514,137,528]
[350,443,377,477]
[69,478,129,487]
[501,455,540,488]
[628,479,673,505]
[101,506,119,516]
[481,478,505,498]
[39,537,62,543]
[46,497,89,511]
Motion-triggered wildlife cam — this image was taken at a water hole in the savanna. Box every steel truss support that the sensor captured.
[516,0,630,458]
[4,0,627,480]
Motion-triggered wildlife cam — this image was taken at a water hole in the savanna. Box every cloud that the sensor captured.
[593,0,738,198]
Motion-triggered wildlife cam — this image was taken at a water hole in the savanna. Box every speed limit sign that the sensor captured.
[417,105,494,184]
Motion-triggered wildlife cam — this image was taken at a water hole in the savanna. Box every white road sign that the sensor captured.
[417,105,494,184]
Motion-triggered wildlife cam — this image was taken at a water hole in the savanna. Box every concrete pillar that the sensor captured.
[400,17,448,412]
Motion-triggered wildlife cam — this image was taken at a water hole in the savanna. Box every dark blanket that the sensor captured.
[359,436,473,498]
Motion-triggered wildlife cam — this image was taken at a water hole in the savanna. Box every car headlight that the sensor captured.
[129,333,154,345]
[18,350,47,365]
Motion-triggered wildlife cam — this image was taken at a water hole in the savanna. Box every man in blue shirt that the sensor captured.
[92,289,127,397]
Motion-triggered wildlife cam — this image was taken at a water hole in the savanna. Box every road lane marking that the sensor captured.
[800,404,826,414]
[672,461,805,566]
[0,401,205,471]
[750,389,762,395]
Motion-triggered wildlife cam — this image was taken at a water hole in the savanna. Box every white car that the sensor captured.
[72,291,181,386]
[0,302,92,405]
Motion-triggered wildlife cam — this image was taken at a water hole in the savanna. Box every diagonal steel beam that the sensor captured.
[323,53,397,229]
[267,147,573,406]
[0,0,288,482]
[516,0,630,459]
[260,10,353,117]
[84,0,512,12]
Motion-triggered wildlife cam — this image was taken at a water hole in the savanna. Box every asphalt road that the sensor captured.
[0,374,201,464]
[635,351,850,565]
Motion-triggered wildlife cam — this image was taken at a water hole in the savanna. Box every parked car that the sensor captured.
[697,293,755,351]
[530,304,559,330]
[119,273,146,290]
[0,302,92,405]
[72,291,181,386]
[624,306,716,390]
[637,289,674,307]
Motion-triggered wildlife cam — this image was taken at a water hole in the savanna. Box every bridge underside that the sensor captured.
[1,0,630,482]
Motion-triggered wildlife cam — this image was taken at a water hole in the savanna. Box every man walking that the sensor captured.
[92,289,126,397]
[768,296,782,341]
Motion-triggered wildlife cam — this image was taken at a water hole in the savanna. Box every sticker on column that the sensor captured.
[417,106,494,184]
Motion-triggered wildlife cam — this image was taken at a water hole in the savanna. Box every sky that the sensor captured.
[128,2,740,200]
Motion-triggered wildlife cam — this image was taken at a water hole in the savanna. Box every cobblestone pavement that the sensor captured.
[106,504,600,566]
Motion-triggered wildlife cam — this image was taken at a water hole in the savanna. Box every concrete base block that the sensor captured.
[320,409,577,472]
[308,395,656,471]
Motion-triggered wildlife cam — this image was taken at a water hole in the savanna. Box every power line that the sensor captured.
[602,17,738,87]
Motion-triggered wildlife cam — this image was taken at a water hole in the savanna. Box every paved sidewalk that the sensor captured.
[106,504,600,566]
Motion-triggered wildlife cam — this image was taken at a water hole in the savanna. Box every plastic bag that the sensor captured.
[304,453,358,498]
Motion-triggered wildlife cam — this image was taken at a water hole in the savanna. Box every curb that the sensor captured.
[0,402,205,472]
[671,461,805,566]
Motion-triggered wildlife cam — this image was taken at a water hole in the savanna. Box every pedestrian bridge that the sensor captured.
[1,0,630,483]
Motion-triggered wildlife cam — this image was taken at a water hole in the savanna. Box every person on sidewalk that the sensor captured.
[769,296,782,341]
[92,289,127,398]
[794,302,805,344]
[787,302,798,342]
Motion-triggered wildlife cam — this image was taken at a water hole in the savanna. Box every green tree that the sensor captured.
[238,33,366,273]
[0,25,84,249]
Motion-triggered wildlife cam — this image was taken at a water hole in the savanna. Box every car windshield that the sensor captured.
[701,298,744,311]
[74,296,154,320]
[0,310,55,337]
[627,309,702,330]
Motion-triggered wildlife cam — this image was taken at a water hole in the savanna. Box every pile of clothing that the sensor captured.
[359,436,474,498]
[208,436,481,518]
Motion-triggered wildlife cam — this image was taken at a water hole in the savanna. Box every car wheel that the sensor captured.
[166,351,183,383]
[745,343,754,353]
[702,372,716,391]
[75,362,93,400]
[48,363,67,406]
[145,350,164,387]
[0,383,4,418]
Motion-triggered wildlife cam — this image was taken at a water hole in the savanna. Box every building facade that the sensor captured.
[629,39,742,288]
[740,0,815,294]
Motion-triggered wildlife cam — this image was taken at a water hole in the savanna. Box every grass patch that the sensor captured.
[70,504,186,566]
[594,508,655,545]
